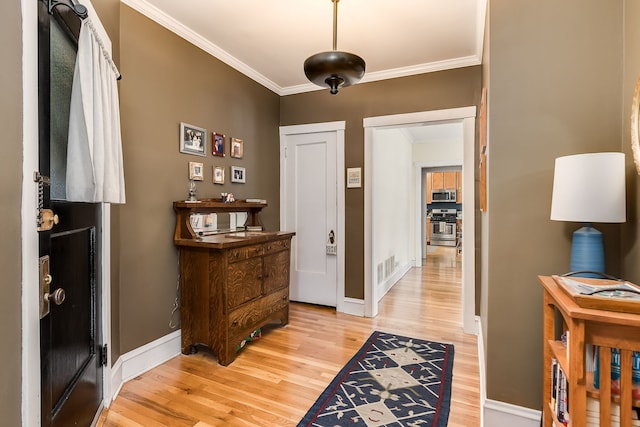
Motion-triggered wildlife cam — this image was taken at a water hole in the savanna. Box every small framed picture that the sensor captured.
[231,166,246,183]
[346,167,362,188]
[213,166,225,184]
[231,137,244,159]
[189,161,204,181]
[180,122,207,156]
[212,132,225,157]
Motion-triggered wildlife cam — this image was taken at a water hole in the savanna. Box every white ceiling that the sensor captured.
[121,0,487,96]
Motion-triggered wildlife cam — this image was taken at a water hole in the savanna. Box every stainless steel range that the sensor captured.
[430,208,457,246]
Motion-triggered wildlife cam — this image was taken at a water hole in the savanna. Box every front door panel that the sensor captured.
[38,1,103,425]
[48,203,102,426]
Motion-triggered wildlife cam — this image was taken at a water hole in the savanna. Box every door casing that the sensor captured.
[364,107,477,333]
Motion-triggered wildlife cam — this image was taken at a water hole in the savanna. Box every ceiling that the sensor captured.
[121,0,487,96]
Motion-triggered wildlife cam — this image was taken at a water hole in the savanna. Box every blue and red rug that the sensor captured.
[298,331,454,427]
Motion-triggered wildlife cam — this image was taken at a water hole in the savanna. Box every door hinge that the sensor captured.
[99,344,108,366]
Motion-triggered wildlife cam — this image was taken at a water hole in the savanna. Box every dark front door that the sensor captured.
[38,1,104,426]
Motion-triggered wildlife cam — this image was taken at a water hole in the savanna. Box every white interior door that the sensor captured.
[280,124,342,307]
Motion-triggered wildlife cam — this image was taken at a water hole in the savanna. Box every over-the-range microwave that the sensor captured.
[431,189,456,202]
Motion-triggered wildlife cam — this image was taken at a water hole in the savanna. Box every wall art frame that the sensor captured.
[189,161,204,181]
[212,132,225,157]
[631,73,640,175]
[213,166,225,184]
[231,166,246,183]
[180,122,207,157]
[231,137,244,159]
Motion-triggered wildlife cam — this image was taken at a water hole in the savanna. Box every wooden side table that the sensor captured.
[540,275,640,427]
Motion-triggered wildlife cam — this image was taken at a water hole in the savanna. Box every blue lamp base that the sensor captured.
[569,224,605,278]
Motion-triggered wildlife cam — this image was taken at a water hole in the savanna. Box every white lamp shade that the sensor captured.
[550,152,626,223]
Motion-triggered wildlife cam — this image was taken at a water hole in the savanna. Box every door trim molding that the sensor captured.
[279,121,346,313]
[22,0,41,423]
[363,107,477,334]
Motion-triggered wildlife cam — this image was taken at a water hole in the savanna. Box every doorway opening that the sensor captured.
[364,107,476,334]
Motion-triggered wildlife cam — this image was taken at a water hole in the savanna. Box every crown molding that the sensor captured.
[121,0,285,95]
[121,0,483,97]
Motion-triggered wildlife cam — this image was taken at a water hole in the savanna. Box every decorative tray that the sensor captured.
[552,275,640,314]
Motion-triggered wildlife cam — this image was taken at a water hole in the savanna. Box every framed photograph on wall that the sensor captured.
[180,122,207,156]
[213,166,225,184]
[189,161,204,181]
[230,137,244,159]
[231,166,246,183]
[212,132,225,157]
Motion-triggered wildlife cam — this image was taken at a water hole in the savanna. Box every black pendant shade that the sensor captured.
[303,0,365,95]
[304,51,366,95]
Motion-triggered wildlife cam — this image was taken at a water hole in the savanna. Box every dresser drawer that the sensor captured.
[227,244,264,263]
[228,288,289,334]
[263,238,291,255]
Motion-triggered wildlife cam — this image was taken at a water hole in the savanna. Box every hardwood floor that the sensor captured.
[97,246,480,426]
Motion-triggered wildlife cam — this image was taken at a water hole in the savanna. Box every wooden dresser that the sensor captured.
[173,199,295,366]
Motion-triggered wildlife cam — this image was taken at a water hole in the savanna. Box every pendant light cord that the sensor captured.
[332,0,339,51]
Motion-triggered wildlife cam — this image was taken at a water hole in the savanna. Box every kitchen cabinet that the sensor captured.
[426,171,462,203]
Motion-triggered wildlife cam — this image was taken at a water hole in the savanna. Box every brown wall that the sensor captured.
[485,0,624,409]
[115,5,281,354]
[280,67,482,298]
[0,0,23,424]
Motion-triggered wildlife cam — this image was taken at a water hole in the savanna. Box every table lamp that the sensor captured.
[550,152,626,277]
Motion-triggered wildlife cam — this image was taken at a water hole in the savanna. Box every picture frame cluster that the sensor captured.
[179,122,246,186]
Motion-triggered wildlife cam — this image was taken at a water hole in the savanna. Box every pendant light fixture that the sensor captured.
[304,0,365,95]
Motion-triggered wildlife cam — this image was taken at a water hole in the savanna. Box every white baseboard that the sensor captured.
[377,261,413,301]
[109,329,182,402]
[476,316,486,427]
[484,399,541,427]
[340,297,365,316]
[337,261,412,318]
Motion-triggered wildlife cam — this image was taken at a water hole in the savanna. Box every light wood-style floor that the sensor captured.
[98,246,480,426]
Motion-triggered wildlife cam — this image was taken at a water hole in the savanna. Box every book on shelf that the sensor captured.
[552,360,569,425]
[593,347,640,400]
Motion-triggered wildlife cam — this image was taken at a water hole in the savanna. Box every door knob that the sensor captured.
[45,288,66,306]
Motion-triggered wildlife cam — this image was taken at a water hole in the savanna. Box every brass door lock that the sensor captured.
[38,209,59,232]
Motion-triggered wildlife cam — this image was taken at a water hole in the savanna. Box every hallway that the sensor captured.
[99,246,480,426]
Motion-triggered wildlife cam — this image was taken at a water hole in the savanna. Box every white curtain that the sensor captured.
[66,0,125,204]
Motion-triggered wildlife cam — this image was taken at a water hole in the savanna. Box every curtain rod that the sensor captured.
[49,0,88,19]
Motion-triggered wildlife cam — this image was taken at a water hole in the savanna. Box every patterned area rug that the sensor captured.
[298,331,454,427]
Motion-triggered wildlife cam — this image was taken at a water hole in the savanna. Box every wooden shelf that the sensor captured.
[548,340,569,373]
